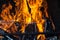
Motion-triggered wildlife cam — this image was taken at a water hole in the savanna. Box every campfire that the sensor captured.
[0,0,56,40]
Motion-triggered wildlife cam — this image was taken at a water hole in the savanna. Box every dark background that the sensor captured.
[47,0,60,32]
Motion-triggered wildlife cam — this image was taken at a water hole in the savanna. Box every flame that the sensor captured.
[0,0,49,40]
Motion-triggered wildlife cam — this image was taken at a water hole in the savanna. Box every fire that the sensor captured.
[0,0,50,40]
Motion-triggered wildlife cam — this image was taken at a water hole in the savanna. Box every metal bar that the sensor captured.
[13,32,60,36]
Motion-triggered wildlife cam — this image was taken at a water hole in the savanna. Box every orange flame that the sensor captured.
[0,0,50,40]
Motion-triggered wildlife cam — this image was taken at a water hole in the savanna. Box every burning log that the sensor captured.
[23,23,37,40]
[0,28,18,40]
[0,31,58,40]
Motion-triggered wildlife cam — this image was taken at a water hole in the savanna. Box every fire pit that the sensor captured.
[0,0,59,40]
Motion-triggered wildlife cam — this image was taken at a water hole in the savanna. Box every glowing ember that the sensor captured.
[0,0,51,40]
